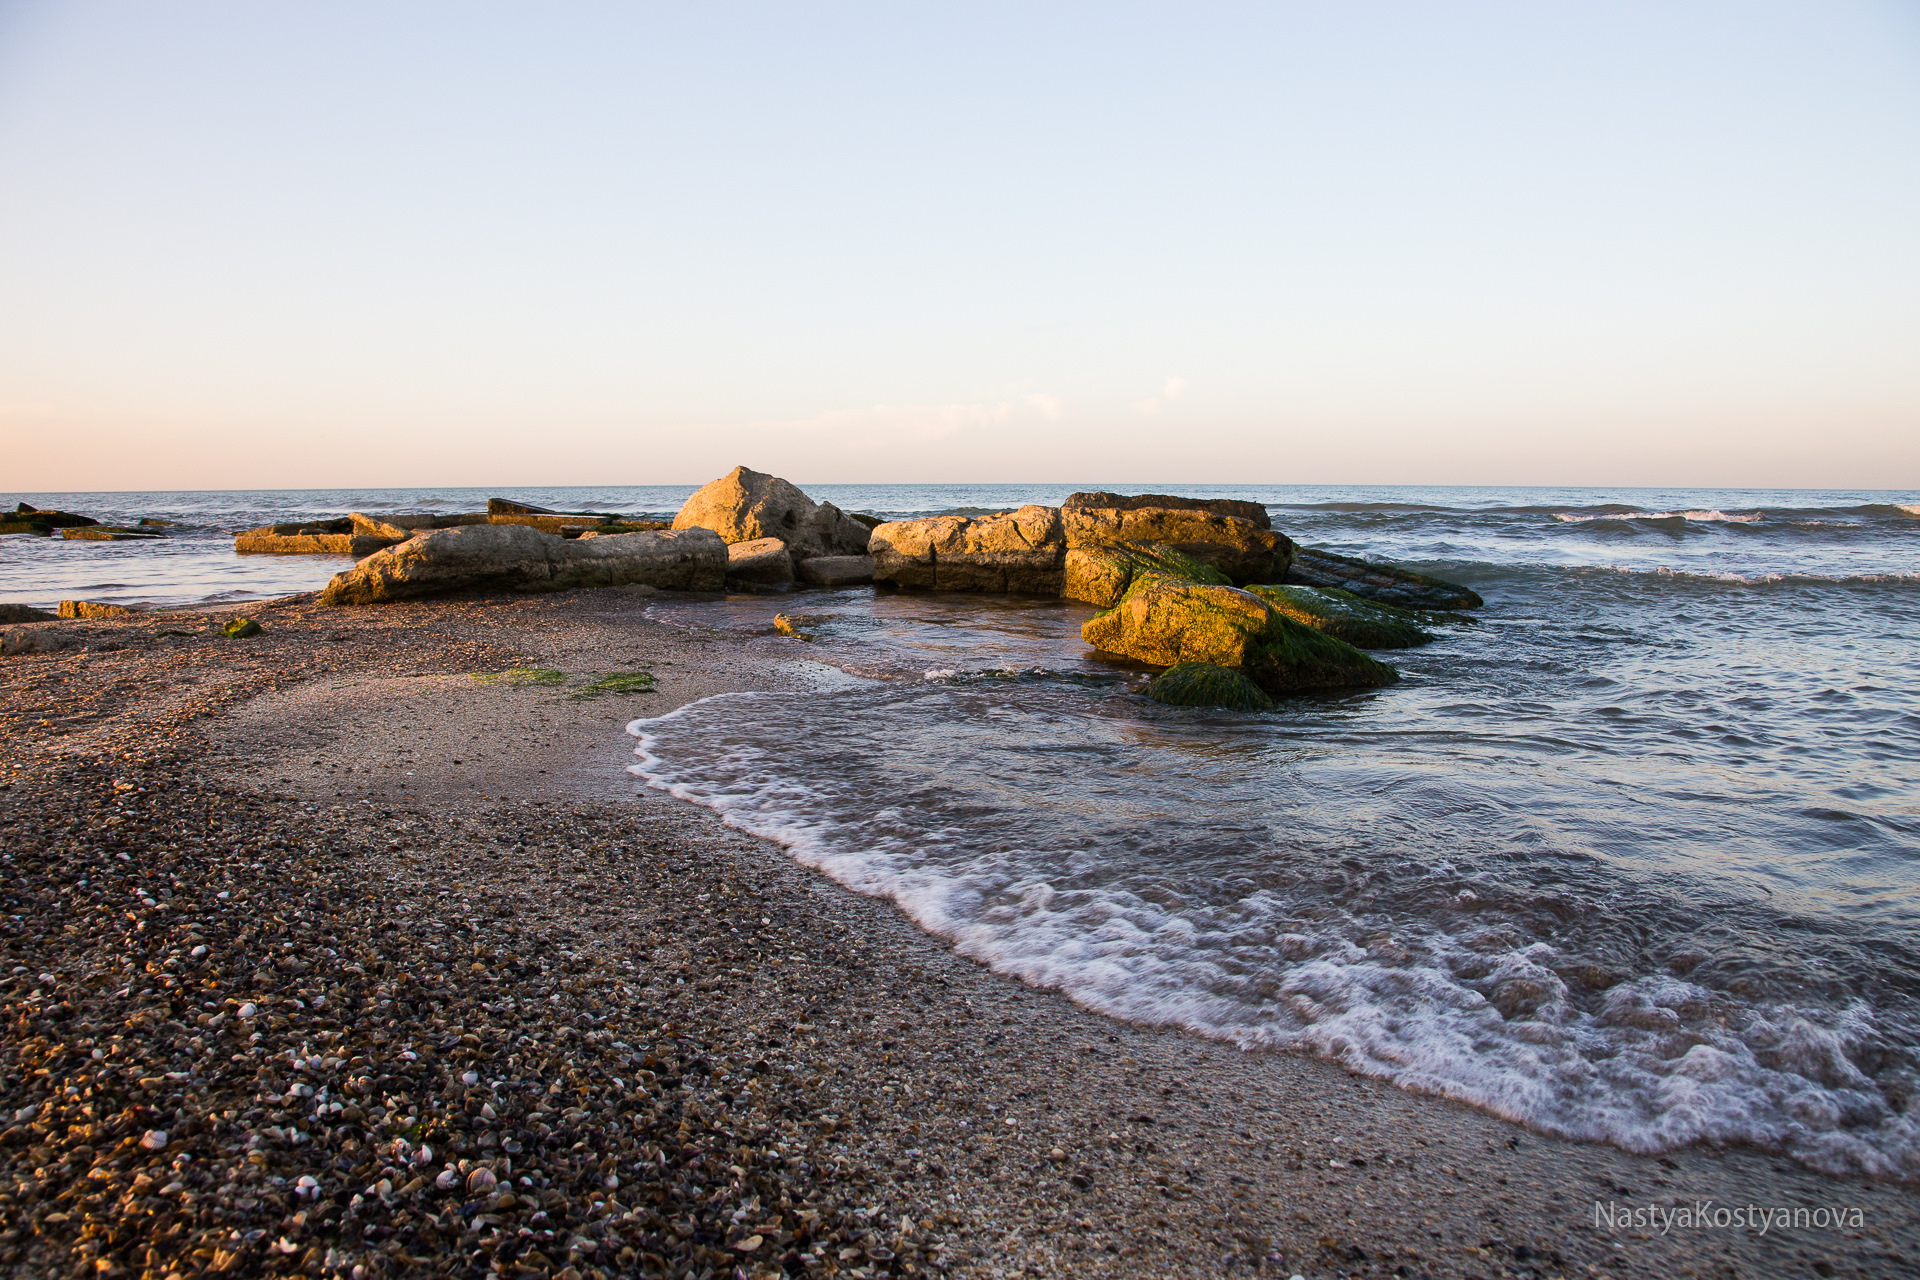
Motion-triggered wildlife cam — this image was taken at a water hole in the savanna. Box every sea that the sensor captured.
[6,484,1919,1179]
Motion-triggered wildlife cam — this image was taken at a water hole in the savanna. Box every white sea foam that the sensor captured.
[1553,509,1764,524]
[628,692,1920,1180]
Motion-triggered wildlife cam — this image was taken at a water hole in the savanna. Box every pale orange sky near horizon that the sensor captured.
[3,2,1917,492]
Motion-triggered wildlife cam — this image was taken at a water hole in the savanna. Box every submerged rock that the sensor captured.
[60,526,163,541]
[317,524,726,605]
[1082,575,1396,694]
[1244,584,1435,648]
[1286,546,1483,610]
[797,554,875,587]
[673,466,871,562]
[1147,662,1275,710]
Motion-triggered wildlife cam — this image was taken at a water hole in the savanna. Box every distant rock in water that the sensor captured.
[318,524,725,605]
[486,497,612,518]
[1285,546,1483,611]
[1245,584,1435,649]
[1147,662,1275,711]
[673,466,871,563]
[1063,491,1271,530]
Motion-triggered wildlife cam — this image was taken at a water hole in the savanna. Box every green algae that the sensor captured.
[1147,662,1276,711]
[1244,584,1434,649]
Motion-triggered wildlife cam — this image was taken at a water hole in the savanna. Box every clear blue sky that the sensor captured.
[1,1,1916,489]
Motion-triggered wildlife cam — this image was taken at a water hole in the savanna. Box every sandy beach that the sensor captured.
[3,588,1915,1280]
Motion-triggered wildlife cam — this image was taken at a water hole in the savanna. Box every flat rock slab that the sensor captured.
[318,523,726,605]
[234,532,397,557]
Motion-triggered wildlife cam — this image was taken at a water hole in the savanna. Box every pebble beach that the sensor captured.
[3,589,1917,1279]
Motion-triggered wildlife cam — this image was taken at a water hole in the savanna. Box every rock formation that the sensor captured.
[1244,584,1436,649]
[868,506,1065,593]
[1062,491,1271,529]
[672,466,872,563]
[318,524,726,605]
[1285,546,1483,611]
[869,496,1292,600]
[1082,574,1396,695]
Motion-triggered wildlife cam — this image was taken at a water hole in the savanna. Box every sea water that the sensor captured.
[6,484,1918,1177]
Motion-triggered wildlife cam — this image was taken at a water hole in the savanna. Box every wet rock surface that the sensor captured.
[1285,546,1484,611]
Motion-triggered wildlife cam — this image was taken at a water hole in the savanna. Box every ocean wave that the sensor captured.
[628,690,1920,1181]
[1578,566,1920,588]
[1553,510,1765,524]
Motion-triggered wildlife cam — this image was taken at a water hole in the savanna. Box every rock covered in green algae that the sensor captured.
[1285,546,1483,610]
[1081,574,1397,693]
[1245,584,1435,649]
[1062,540,1228,607]
[222,617,262,637]
[1147,662,1276,710]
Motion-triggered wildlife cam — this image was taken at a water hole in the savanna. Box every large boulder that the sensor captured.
[1082,574,1397,694]
[868,506,1066,593]
[1062,507,1292,585]
[1244,584,1435,649]
[0,604,56,623]
[672,466,871,562]
[1286,546,1483,610]
[1063,491,1271,529]
[317,524,725,605]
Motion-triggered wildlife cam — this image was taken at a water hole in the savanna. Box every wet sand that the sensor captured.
[2,590,1915,1279]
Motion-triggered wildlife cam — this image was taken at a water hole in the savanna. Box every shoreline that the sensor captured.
[2,591,1915,1278]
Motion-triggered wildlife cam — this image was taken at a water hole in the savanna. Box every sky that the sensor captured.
[1,1,1916,490]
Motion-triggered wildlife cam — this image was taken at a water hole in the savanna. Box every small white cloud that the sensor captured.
[1025,393,1065,421]
[1134,375,1188,415]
